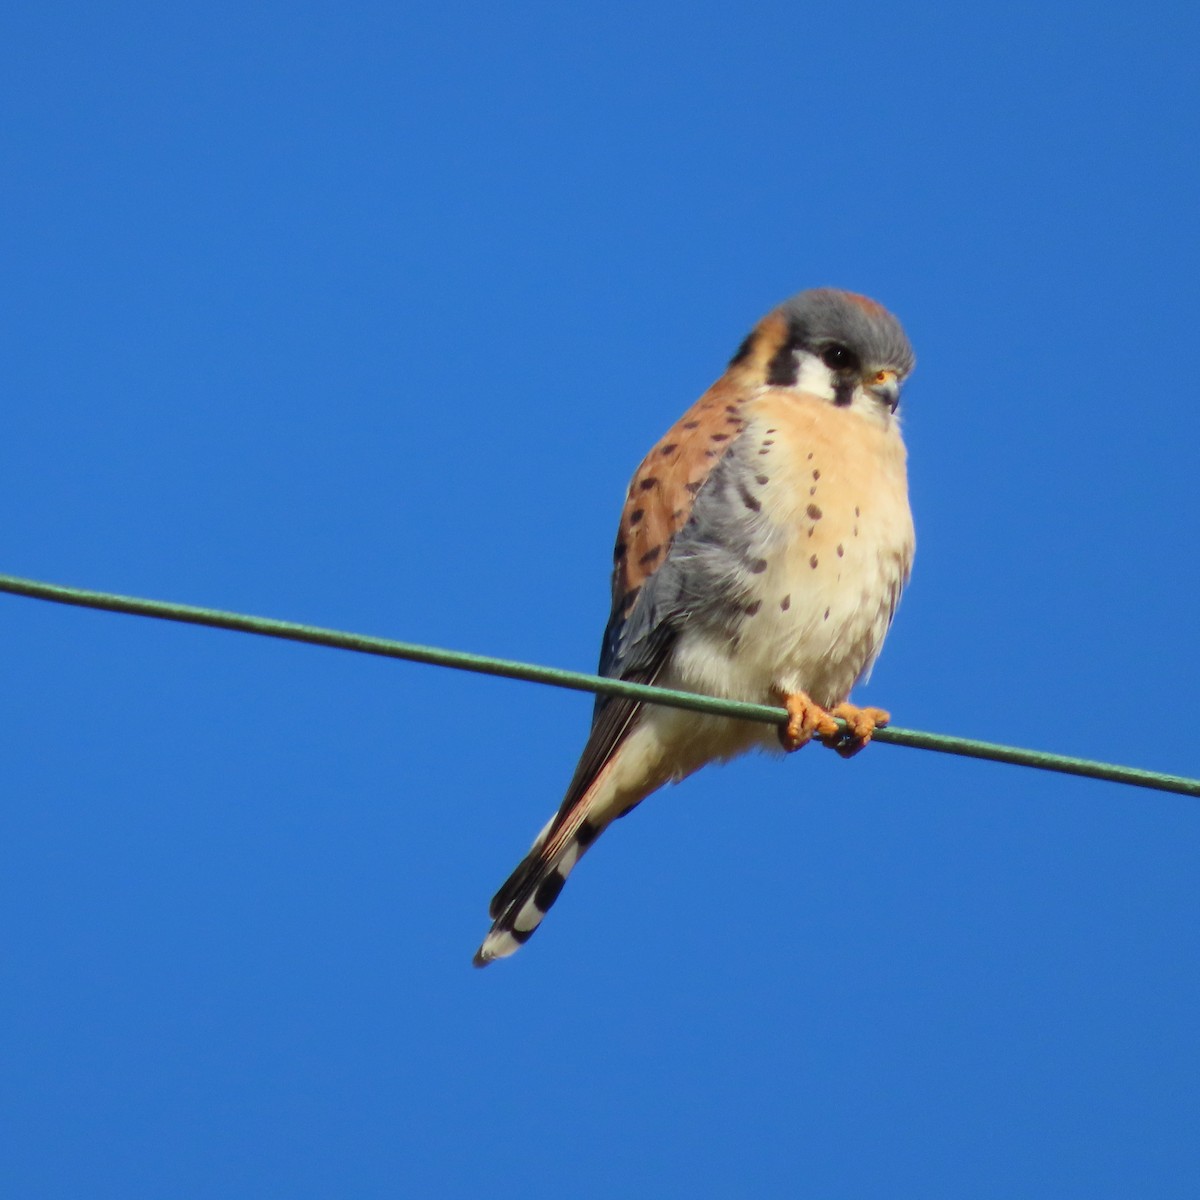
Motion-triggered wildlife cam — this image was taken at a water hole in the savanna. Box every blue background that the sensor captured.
[3,2,1199,1196]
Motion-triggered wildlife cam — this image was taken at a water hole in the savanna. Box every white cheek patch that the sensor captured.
[790,351,837,400]
[776,350,891,426]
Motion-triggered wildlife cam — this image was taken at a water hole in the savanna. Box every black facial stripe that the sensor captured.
[728,332,757,366]
[765,322,803,386]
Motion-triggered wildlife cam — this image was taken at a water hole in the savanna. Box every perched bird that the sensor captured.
[474,288,915,966]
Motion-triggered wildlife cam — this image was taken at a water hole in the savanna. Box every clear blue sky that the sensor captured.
[3,2,1199,1196]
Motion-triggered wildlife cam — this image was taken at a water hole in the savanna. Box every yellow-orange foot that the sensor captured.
[778,691,840,752]
[818,703,891,758]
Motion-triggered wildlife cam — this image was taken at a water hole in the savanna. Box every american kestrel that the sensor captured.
[474,288,915,966]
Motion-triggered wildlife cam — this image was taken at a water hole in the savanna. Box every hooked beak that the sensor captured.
[866,369,901,412]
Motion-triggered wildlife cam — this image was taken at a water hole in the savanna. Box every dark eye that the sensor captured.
[821,344,858,371]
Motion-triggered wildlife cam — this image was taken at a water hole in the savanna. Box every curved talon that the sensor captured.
[818,703,890,758]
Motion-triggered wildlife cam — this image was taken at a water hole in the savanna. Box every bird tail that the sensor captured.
[472,812,601,967]
[472,707,672,966]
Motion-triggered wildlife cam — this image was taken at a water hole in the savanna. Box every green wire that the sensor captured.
[2,572,1197,799]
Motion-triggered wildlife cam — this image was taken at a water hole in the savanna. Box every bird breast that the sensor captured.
[668,391,914,712]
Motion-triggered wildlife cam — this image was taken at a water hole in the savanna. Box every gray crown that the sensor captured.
[777,288,914,377]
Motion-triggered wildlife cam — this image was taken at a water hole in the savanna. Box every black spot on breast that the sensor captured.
[807,504,822,520]
[638,546,662,567]
[738,484,761,512]
[534,870,566,913]
[629,508,644,525]
[780,594,791,611]
[748,557,768,573]
[745,599,761,616]
[639,477,657,491]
